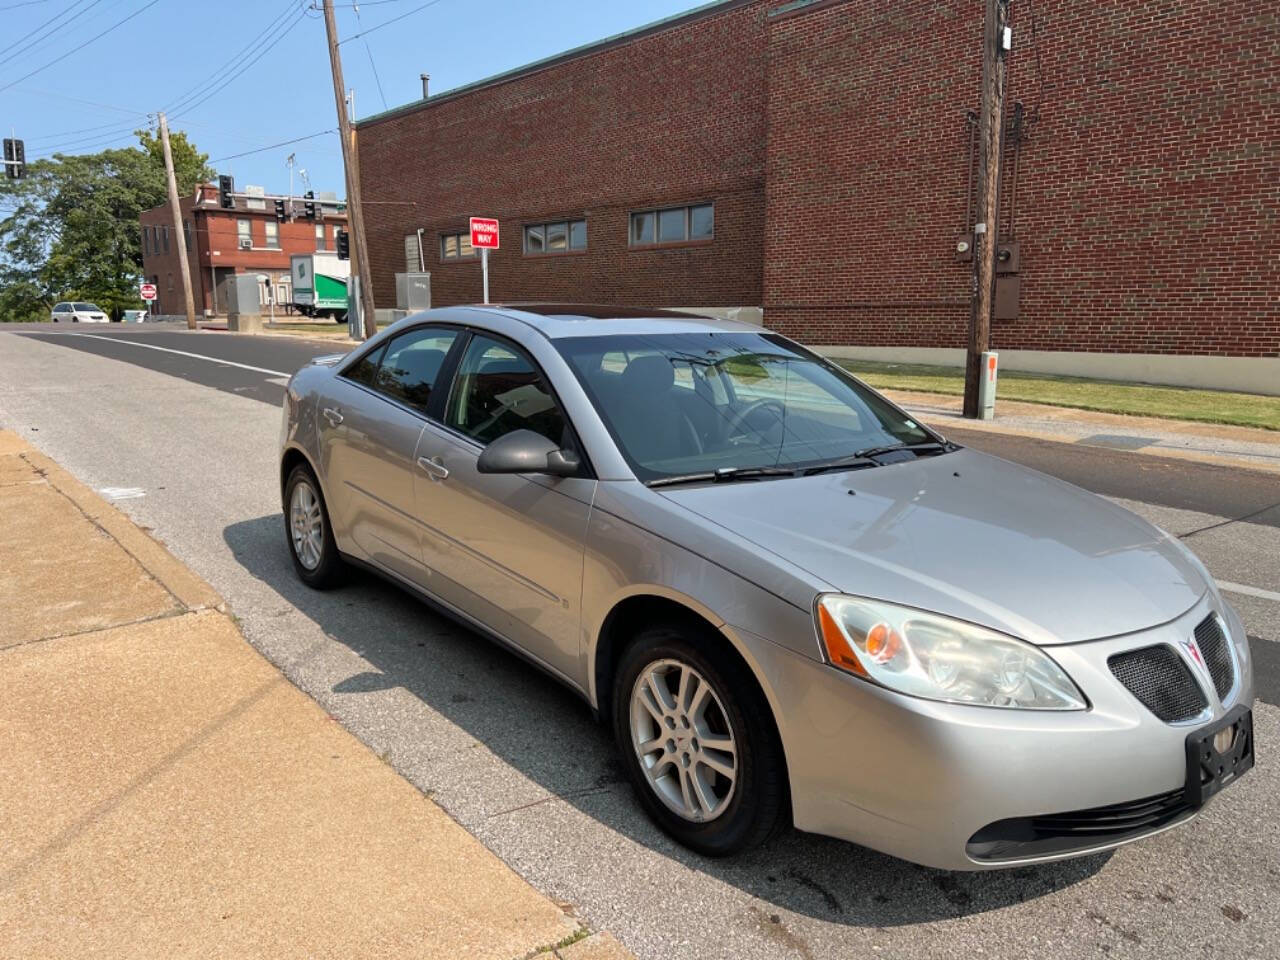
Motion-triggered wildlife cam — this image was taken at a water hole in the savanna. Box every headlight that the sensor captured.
[815,595,1086,710]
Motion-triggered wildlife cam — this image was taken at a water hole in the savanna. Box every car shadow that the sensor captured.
[223,513,1109,927]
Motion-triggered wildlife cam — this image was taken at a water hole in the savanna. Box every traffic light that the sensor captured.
[274,198,286,221]
[336,229,350,261]
[218,174,234,209]
[2,138,24,180]
[303,190,316,220]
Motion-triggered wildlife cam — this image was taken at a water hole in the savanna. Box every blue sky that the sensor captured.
[1,0,701,196]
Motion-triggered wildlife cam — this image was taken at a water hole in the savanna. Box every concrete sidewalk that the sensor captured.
[0,430,629,960]
[887,389,1280,475]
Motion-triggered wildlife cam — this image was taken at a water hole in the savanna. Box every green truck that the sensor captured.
[290,252,350,322]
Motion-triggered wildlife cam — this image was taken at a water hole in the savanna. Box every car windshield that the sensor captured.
[555,331,937,482]
[73,302,100,312]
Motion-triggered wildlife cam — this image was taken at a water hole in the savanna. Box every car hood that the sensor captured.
[658,449,1209,645]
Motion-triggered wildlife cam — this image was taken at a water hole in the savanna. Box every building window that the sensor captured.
[440,231,476,261]
[142,227,150,256]
[183,219,192,251]
[264,220,280,249]
[524,219,586,255]
[238,219,252,247]
[315,223,326,251]
[167,272,174,291]
[161,226,170,254]
[629,203,714,247]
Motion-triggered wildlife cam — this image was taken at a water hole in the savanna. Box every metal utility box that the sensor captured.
[395,272,432,312]
[223,274,261,316]
[995,276,1021,320]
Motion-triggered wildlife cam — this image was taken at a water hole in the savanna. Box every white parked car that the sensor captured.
[51,301,109,323]
[121,309,148,323]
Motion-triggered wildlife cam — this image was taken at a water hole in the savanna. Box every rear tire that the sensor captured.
[284,464,344,589]
[612,623,786,856]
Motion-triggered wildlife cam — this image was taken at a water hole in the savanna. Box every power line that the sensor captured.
[0,0,55,10]
[208,129,337,163]
[169,8,310,120]
[0,0,164,95]
[337,0,445,45]
[12,85,147,116]
[352,2,388,111]
[0,0,97,59]
[160,0,300,116]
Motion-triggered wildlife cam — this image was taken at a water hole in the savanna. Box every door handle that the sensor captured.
[417,456,449,480]
[322,407,344,426]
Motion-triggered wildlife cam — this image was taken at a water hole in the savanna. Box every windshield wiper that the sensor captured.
[854,440,954,460]
[800,454,879,476]
[648,465,798,488]
[801,440,955,477]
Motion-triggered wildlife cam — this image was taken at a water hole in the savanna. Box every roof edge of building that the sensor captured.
[353,0,757,130]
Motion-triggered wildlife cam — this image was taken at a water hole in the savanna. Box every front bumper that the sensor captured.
[734,594,1254,871]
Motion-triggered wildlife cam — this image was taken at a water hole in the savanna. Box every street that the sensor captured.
[2,322,1278,960]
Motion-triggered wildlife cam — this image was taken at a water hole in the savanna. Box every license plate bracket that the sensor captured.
[1185,704,1254,807]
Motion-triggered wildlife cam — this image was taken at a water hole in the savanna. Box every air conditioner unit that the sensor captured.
[238,238,252,250]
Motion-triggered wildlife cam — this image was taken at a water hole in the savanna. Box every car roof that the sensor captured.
[447,303,764,339]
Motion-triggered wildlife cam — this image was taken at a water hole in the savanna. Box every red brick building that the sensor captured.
[355,0,1278,392]
[140,183,348,317]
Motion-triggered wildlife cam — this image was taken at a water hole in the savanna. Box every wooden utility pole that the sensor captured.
[158,112,196,330]
[322,0,378,340]
[963,0,1011,418]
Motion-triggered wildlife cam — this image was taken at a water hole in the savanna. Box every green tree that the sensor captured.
[0,129,213,322]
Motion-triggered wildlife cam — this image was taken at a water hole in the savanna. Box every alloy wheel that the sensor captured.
[630,658,738,823]
[289,479,324,570]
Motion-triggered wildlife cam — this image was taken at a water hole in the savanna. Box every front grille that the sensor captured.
[1194,615,1234,700]
[1108,644,1207,722]
[967,788,1194,862]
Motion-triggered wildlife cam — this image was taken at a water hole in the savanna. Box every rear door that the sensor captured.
[316,325,461,586]
[412,330,595,680]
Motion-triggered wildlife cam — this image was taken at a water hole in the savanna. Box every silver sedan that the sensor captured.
[278,305,1254,869]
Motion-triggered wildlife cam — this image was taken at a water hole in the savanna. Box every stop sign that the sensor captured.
[140,282,157,301]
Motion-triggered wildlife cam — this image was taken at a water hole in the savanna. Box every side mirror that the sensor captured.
[476,429,580,478]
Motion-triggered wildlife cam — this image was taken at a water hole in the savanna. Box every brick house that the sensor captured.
[354,0,1277,392]
[140,183,348,318]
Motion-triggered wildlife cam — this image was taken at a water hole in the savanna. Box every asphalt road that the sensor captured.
[3,321,1279,960]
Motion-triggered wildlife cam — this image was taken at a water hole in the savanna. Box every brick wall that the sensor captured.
[355,0,767,311]
[355,0,1277,357]
[764,0,1278,357]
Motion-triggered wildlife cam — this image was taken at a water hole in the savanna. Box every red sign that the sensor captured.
[469,217,499,250]
[139,282,157,302]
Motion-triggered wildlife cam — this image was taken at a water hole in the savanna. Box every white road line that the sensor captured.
[66,333,291,378]
[1218,580,1280,604]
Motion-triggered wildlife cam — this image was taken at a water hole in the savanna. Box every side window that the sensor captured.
[446,335,567,447]
[342,343,385,387]
[371,326,458,412]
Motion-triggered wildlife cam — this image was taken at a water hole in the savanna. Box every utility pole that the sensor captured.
[158,112,197,330]
[963,0,1011,418]
[322,0,377,340]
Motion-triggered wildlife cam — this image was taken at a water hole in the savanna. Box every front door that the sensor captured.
[414,332,594,680]
[316,325,461,586]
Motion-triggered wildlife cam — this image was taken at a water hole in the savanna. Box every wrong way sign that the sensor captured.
[140,282,157,302]
[469,217,499,249]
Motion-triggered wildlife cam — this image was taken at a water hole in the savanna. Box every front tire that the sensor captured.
[284,464,344,589]
[612,624,786,856]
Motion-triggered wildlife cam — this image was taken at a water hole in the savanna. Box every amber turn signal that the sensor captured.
[818,602,867,676]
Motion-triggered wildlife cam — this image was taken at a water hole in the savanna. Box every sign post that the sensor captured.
[469,217,499,304]
[140,282,157,320]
